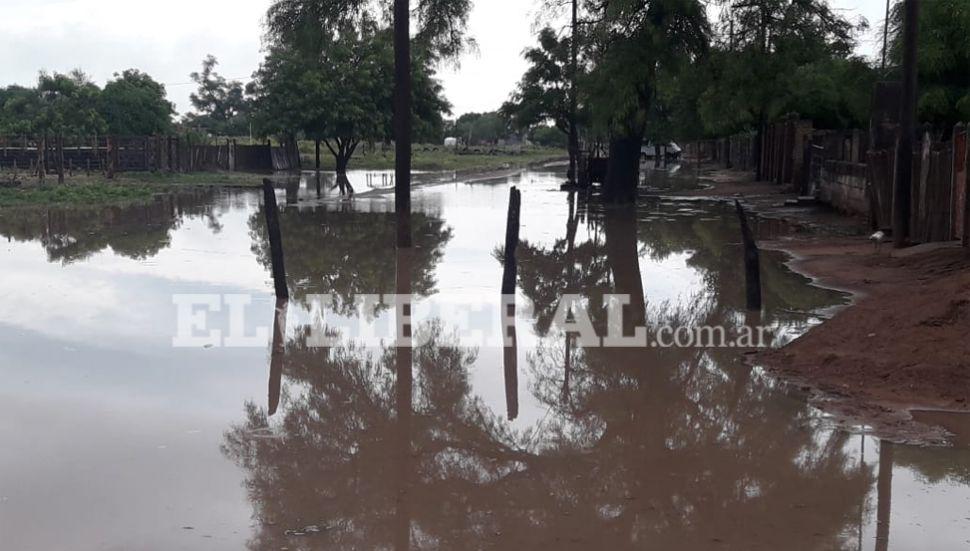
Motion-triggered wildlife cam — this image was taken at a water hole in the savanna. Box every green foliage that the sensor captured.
[36,70,106,137]
[1,68,176,138]
[694,0,870,134]
[449,112,510,145]
[0,182,154,207]
[265,0,473,63]
[530,125,567,148]
[582,0,710,140]
[890,0,970,125]
[0,85,43,135]
[184,56,251,136]
[100,70,175,135]
[502,27,577,135]
[254,1,454,169]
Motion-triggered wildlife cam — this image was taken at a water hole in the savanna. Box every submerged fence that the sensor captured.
[688,119,970,245]
[0,136,302,175]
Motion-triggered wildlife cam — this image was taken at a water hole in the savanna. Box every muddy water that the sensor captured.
[0,169,967,550]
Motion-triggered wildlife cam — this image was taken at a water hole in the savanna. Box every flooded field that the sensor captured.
[1,169,968,550]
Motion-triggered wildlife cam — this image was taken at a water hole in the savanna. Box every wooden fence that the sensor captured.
[0,136,301,174]
[697,119,970,245]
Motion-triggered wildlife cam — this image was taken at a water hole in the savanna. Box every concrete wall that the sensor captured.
[819,160,868,215]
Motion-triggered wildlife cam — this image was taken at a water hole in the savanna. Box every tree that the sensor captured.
[697,0,866,176]
[583,0,710,202]
[263,0,471,246]
[185,55,250,135]
[0,85,43,136]
[252,10,453,190]
[503,28,583,157]
[889,0,970,126]
[100,69,175,136]
[451,111,510,146]
[35,70,106,182]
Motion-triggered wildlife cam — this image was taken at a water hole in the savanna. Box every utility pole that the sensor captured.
[881,0,891,70]
[893,0,919,248]
[567,0,580,184]
[393,0,412,248]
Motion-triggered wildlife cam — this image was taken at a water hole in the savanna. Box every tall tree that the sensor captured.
[185,55,250,136]
[100,69,175,136]
[253,9,452,191]
[889,0,970,125]
[503,28,583,157]
[701,0,864,178]
[36,70,106,183]
[583,0,709,203]
[262,0,471,243]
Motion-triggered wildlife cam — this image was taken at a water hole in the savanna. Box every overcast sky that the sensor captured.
[0,0,889,118]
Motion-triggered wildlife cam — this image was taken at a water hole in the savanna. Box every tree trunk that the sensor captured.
[57,135,65,184]
[335,153,355,196]
[393,0,412,248]
[37,135,46,182]
[602,135,642,203]
[604,204,646,331]
[315,139,321,172]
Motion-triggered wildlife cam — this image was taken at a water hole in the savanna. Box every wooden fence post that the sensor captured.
[735,200,762,311]
[262,178,289,300]
[501,186,522,296]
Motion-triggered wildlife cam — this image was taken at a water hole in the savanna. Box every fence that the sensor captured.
[0,135,301,175]
[696,119,970,245]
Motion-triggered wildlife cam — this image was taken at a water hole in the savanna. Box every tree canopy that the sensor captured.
[890,0,970,125]
[252,0,455,175]
[100,70,175,135]
[0,68,175,138]
[184,55,251,136]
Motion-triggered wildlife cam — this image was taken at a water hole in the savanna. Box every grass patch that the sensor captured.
[0,182,157,207]
[300,144,567,172]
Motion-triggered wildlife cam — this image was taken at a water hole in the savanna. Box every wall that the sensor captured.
[818,160,868,215]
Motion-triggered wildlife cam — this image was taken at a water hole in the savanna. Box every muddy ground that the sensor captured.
[674,166,970,445]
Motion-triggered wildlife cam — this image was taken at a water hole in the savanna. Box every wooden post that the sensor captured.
[501,186,522,296]
[314,139,321,172]
[963,121,970,248]
[735,200,762,310]
[262,178,289,300]
[893,0,920,248]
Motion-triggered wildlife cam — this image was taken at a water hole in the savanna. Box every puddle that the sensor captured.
[0,169,967,549]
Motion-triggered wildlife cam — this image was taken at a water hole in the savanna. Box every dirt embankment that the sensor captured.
[680,166,970,444]
[759,239,970,411]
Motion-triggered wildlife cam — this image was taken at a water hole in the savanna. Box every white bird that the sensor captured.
[870,230,887,253]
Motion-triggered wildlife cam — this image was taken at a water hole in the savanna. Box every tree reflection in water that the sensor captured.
[225,194,872,550]
[0,188,222,263]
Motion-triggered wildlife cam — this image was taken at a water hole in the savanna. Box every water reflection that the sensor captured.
[0,170,967,549]
[248,206,452,314]
[0,189,218,264]
[224,183,875,550]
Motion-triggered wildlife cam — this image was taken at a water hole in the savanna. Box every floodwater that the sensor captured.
[0,167,968,550]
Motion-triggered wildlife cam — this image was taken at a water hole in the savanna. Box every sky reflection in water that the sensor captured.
[0,169,967,550]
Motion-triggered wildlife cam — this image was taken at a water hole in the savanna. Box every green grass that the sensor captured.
[0,147,566,207]
[0,182,158,207]
[300,144,567,172]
